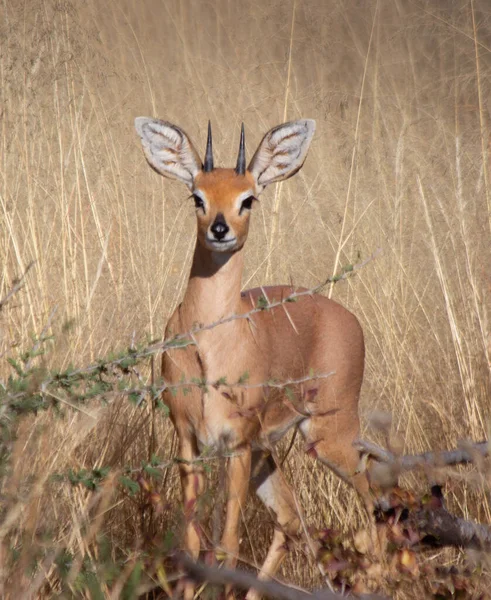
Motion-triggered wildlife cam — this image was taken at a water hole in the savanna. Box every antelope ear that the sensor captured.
[248,120,316,192]
[135,118,202,189]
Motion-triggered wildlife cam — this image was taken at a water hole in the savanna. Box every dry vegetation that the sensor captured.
[1,0,490,597]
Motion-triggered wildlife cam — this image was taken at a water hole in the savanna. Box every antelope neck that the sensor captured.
[180,243,245,328]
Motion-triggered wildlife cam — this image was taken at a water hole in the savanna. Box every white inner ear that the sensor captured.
[248,119,316,191]
[135,118,202,189]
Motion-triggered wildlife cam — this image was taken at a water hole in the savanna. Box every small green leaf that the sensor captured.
[122,560,143,599]
[119,476,140,495]
[256,295,269,309]
[285,387,295,402]
[143,465,163,479]
[166,337,194,349]
[237,371,249,385]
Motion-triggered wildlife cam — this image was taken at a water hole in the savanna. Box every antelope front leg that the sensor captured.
[178,436,204,600]
[220,445,251,597]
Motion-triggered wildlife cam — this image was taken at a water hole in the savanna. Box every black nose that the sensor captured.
[210,213,229,241]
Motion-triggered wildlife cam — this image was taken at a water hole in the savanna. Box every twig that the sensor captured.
[33,250,381,384]
[178,554,385,600]
[115,370,335,400]
[1,253,379,421]
[354,438,489,471]
[409,506,491,551]
[169,248,382,347]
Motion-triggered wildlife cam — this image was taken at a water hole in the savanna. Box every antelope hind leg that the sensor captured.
[246,452,301,600]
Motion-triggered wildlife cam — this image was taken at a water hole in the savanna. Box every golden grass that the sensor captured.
[0,0,490,596]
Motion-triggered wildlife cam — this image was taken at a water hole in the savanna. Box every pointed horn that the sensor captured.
[235,123,246,175]
[203,120,214,172]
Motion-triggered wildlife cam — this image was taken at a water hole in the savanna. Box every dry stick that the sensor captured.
[115,371,335,403]
[409,506,491,551]
[157,249,380,355]
[354,438,489,471]
[178,554,385,600]
[355,439,491,551]
[9,250,380,396]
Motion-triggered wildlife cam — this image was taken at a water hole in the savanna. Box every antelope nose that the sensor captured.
[210,213,229,240]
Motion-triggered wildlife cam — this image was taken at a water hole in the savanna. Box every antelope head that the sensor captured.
[135,118,316,253]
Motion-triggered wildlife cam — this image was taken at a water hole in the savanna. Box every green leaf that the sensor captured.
[150,454,161,466]
[143,465,163,479]
[256,295,269,309]
[128,392,142,405]
[119,476,139,496]
[85,572,105,600]
[55,550,74,579]
[237,371,249,384]
[93,466,110,479]
[165,337,194,349]
[162,529,175,552]
[7,358,24,377]
[122,560,143,600]
[155,400,169,415]
[285,387,295,402]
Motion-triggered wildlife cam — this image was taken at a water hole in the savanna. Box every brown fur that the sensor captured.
[163,209,370,600]
[136,118,372,599]
[193,168,256,250]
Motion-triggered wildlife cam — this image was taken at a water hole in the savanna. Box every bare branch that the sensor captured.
[56,249,381,381]
[409,506,491,551]
[116,370,335,403]
[354,439,489,471]
[178,554,385,600]
[164,248,382,350]
[1,253,379,417]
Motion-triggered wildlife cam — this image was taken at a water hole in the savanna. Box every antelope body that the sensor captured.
[135,118,373,598]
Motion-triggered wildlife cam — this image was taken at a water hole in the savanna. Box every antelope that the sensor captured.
[135,117,374,598]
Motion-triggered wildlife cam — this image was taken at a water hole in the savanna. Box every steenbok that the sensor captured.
[135,118,373,598]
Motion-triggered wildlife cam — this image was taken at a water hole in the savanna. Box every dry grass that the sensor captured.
[0,0,490,597]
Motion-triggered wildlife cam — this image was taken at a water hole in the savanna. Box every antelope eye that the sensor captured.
[239,196,255,215]
[193,194,205,212]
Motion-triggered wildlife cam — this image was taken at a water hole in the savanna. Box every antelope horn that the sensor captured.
[203,120,214,172]
[235,123,246,175]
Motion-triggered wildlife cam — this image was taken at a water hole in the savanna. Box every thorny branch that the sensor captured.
[2,251,380,410]
[49,248,381,381]
[117,370,335,407]
[163,247,382,350]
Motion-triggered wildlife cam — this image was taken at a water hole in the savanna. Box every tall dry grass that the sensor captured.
[0,0,490,596]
